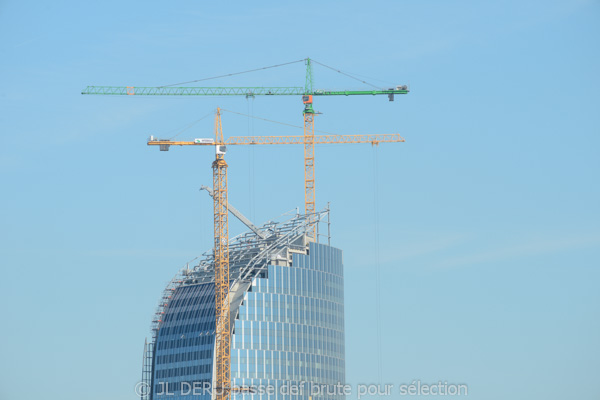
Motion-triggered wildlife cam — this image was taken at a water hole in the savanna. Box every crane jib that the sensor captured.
[81,86,409,96]
[83,59,410,400]
[146,134,405,148]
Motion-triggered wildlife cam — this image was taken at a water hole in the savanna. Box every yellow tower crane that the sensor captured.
[83,58,409,221]
[147,107,404,399]
[83,59,409,400]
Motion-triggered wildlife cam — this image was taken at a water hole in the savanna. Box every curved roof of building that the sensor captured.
[149,208,329,339]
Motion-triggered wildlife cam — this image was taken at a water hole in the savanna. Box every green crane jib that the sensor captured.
[81,86,408,97]
[81,57,409,217]
[83,58,408,400]
[81,58,408,99]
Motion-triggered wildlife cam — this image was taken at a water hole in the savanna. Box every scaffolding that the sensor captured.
[141,207,331,399]
[141,338,154,400]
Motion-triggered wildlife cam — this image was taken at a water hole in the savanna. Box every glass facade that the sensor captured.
[152,283,216,400]
[151,242,345,400]
[232,242,345,400]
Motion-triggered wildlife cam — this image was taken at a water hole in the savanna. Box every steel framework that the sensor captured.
[211,110,230,400]
[148,133,405,146]
[140,208,331,399]
[82,57,409,218]
[84,58,409,400]
[81,86,407,97]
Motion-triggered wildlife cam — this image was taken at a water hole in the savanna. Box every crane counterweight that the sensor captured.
[83,58,409,400]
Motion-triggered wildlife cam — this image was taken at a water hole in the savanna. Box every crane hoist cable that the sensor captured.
[83,58,409,400]
[372,145,383,384]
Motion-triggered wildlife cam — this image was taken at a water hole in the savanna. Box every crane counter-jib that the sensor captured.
[84,58,410,400]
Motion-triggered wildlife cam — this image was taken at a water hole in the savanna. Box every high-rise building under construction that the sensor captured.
[141,209,345,400]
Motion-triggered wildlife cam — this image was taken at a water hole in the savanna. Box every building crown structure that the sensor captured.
[142,208,346,400]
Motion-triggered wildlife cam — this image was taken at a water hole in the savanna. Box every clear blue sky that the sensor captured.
[1,1,599,399]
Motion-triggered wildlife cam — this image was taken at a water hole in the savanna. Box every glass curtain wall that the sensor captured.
[151,242,345,400]
[232,242,345,400]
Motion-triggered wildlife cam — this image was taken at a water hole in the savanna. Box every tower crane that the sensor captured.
[145,108,403,400]
[82,58,408,217]
[82,59,408,400]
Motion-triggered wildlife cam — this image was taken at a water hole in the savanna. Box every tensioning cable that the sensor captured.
[157,59,306,88]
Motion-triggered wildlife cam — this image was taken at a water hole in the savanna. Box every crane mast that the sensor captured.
[146,125,404,400]
[211,109,231,400]
[304,60,316,223]
[303,106,316,232]
[83,58,409,400]
[81,58,408,220]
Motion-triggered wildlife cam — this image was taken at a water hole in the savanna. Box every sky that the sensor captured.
[0,1,599,399]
